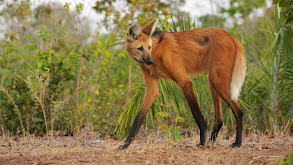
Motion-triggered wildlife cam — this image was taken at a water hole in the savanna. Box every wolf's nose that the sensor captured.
[146,59,154,65]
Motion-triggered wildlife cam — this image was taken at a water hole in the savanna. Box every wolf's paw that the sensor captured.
[196,143,205,149]
[230,142,241,148]
[118,143,130,150]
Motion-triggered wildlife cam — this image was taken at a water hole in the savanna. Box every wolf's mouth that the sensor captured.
[132,57,154,65]
[132,57,142,63]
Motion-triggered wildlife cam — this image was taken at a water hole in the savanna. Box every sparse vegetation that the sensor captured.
[157,111,184,141]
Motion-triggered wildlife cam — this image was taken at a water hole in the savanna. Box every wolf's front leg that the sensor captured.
[118,111,144,149]
[119,75,159,149]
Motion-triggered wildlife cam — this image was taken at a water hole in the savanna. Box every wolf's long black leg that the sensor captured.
[119,76,159,149]
[177,78,207,146]
[208,85,223,143]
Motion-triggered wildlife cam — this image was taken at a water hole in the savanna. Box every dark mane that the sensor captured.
[151,30,165,43]
[151,30,164,36]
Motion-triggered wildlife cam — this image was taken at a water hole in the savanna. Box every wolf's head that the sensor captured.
[125,18,158,65]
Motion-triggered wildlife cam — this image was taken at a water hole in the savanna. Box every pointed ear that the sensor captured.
[141,18,158,36]
[126,23,141,41]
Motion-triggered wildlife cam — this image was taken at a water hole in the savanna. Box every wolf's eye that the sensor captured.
[138,47,143,51]
[148,46,151,50]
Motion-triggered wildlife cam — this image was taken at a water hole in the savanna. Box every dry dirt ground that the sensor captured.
[0,133,292,165]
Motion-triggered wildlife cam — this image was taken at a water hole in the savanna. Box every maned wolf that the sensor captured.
[119,18,246,149]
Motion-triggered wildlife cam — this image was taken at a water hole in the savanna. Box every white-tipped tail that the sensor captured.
[230,41,246,101]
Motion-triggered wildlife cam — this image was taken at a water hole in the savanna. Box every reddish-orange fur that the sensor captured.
[143,29,237,79]
[119,19,246,149]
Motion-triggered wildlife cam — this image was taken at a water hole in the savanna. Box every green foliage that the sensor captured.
[279,152,293,165]
[93,0,187,40]
[0,0,131,136]
[160,13,196,32]
[199,15,226,28]
[220,0,266,18]
[157,112,184,141]
[265,2,293,133]
[165,126,183,142]
[0,20,79,134]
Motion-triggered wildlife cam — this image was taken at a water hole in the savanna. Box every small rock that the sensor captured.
[169,156,175,163]
[156,139,164,144]
[92,140,104,144]
[146,160,152,165]
[257,145,262,150]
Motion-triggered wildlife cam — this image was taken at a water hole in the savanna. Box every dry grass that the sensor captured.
[0,131,292,165]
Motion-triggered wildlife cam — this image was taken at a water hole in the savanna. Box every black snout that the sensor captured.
[145,58,154,65]
[144,55,154,65]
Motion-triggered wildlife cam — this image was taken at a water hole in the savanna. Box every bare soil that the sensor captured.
[0,133,292,165]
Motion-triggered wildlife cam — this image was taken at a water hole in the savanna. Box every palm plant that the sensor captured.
[267,1,293,133]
